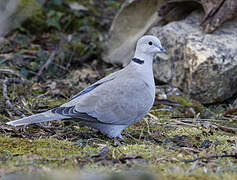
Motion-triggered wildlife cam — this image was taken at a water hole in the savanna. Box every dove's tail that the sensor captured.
[6,111,66,126]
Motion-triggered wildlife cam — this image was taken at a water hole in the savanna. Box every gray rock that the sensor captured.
[155,87,167,100]
[150,11,237,104]
[156,85,183,99]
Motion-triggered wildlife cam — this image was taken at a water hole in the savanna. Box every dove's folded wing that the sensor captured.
[69,68,123,101]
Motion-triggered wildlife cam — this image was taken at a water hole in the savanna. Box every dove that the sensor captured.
[6,35,167,138]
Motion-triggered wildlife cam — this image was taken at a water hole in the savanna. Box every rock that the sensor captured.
[158,0,237,33]
[155,85,183,101]
[155,87,167,100]
[150,10,237,104]
[154,85,204,117]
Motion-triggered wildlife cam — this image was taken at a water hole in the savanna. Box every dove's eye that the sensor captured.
[148,41,153,45]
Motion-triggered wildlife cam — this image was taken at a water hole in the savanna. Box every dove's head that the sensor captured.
[135,35,167,58]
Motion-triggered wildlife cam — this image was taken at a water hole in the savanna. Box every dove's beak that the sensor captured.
[159,47,167,54]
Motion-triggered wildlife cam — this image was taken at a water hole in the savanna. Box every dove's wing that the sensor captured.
[69,68,123,101]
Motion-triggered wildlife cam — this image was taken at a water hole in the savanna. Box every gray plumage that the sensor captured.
[7,35,167,138]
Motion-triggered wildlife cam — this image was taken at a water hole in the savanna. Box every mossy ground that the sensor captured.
[0,0,237,179]
[0,94,237,179]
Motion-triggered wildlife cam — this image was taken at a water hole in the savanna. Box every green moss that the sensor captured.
[0,136,83,169]
[18,0,46,33]
[64,41,87,57]
[150,108,173,118]
[0,0,44,35]
[168,95,204,111]
[167,95,204,116]
[0,136,81,157]
[1,116,237,179]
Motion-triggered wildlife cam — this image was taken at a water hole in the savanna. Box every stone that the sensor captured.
[149,10,237,104]
[155,87,167,100]
[158,0,237,33]
[154,85,205,117]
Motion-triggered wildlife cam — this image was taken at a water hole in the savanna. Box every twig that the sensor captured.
[184,154,237,163]
[0,68,24,79]
[154,99,182,106]
[175,118,219,122]
[168,118,237,133]
[147,112,159,121]
[170,119,198,127]
[147,113,197,127]
[215,124,237,133]
[0,53,13,64]
[66,47,75,69]
[22,55,37,59]
[143,117,151,135]
[2,78,30,117]
[35,51,57,81]
[53,63,70,72]
[169,146,201,154]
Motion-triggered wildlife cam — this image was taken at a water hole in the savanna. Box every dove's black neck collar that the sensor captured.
[132,58,144,64]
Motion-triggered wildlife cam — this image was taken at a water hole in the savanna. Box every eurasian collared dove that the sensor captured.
[6,35,167,138]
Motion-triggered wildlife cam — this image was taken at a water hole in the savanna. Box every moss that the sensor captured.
[150,108,173,118]
[64,41,87,57]
[0,136,80,156]
[168,95,203,111]
[167,95,204,117]
[1,116,237,179]
[0,0,45,35]
[0,136,83,169]
[17,0,46,33]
